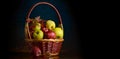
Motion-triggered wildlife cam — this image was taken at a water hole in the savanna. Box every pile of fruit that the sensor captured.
[27,16,64,40]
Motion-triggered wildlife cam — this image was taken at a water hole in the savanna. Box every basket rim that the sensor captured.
[25,39,64,42]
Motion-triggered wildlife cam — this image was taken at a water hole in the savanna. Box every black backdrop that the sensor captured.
[0,0,97,59]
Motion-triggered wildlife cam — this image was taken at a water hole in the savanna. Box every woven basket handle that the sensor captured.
[26,2,63,28]
[26,2,63,39]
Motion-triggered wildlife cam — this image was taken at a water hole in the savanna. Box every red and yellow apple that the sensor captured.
[33,23,41,31]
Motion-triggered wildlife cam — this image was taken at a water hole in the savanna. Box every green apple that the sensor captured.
[53,27,64,39]
[33,23,41,31]
[46,20,56,30]
[33,30,44,40]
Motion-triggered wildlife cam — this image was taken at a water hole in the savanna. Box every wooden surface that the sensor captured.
[7,46,82,59]
[8,53,82,59]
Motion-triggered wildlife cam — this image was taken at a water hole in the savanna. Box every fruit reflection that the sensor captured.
[32,55,60,59]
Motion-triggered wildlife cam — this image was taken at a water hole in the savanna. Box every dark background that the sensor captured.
[1,0,98,59]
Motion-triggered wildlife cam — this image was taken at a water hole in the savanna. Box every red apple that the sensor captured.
[29,26,35,31]
[41,27,49,39]
[41,27,49,33]
[45,30,56,39]
[39,20,46,28]
[32,46,41,56]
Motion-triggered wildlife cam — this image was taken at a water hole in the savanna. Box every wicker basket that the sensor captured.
[24,2,64,56]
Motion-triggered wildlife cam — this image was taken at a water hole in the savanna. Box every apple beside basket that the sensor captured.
[24,2,64,56]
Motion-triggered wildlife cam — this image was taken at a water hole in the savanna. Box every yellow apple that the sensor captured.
[46,20,56,30]
[53,27,64,39]
[33,30,44,40]
[33,23,41,31]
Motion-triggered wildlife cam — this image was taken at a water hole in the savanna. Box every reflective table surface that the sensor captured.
[7,47,83,59]
[8,53,82,59]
